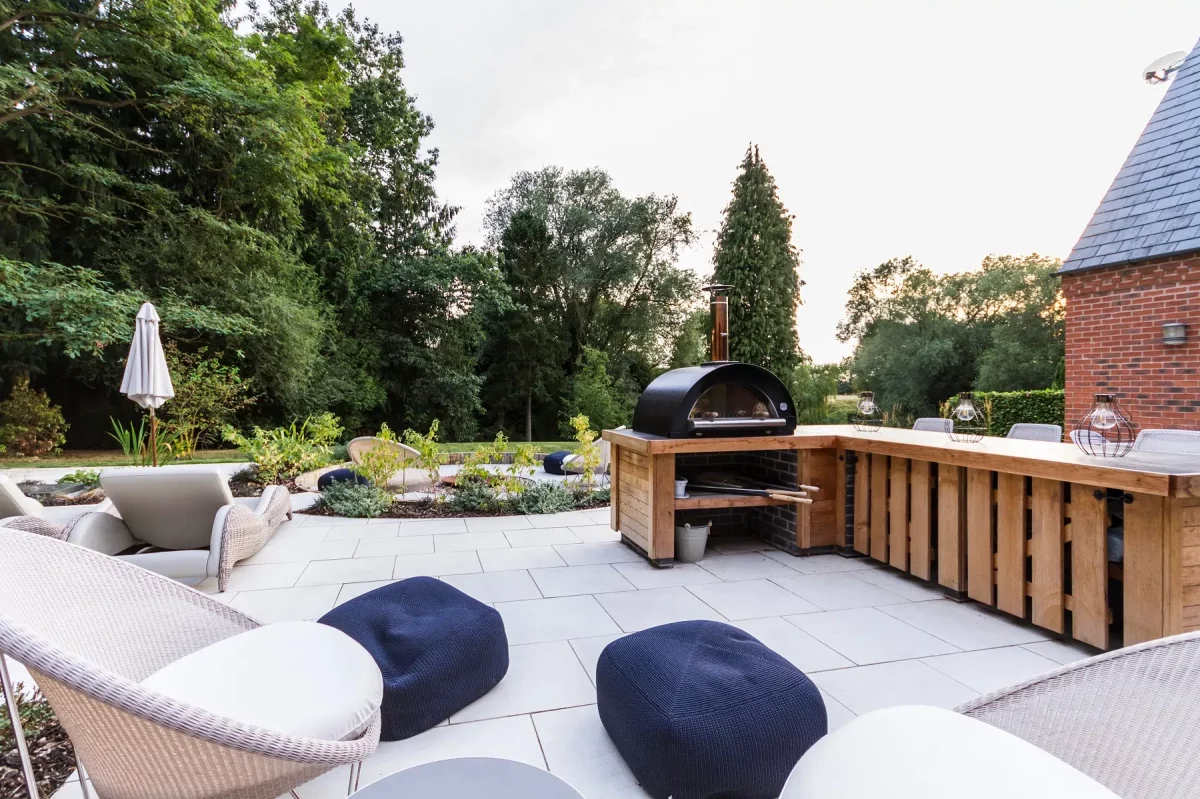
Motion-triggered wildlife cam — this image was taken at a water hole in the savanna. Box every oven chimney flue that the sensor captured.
[702,284,733,363]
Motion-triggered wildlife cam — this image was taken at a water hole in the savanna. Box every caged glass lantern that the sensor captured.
[948,392,986,443]
[1073,394,1135,457]
[852,391,882,432]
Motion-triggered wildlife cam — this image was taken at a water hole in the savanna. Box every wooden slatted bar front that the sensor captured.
[604,425,1200,650]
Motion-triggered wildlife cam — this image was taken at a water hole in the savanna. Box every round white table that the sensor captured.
[349,757,585,798]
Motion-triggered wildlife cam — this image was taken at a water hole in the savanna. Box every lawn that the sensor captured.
[0,443,580,469]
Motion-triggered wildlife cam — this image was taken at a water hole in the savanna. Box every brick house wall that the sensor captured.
[1063,253,1200,432]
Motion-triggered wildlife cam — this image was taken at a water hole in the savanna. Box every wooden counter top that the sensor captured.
[603,424,1200,497]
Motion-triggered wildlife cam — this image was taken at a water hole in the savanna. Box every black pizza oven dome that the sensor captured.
[632,362,797,438]
[631,284,798,438]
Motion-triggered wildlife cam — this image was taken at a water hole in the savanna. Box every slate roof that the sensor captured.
[1062,37,1200,273]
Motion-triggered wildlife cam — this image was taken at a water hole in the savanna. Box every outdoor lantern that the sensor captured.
[1162,321,1188,346]
[852,391,881,432]
[948,391,986,443]
[1073,393,1135,457]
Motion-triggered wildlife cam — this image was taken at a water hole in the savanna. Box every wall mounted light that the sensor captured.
[1162,321,1188,345]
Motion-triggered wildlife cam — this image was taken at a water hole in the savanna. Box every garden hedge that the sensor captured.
[966,390,1065,438]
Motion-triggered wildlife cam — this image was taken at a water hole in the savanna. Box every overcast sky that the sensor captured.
[336,0,1200,363]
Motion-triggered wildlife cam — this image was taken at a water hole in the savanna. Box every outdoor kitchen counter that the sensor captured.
[603,425,1200,650]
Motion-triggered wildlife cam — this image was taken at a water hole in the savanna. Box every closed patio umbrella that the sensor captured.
[119,302,174,466]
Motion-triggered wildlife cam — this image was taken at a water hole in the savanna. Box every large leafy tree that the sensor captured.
[481,167,697,438]
[711,145,802,377]
[839,254,1063,416]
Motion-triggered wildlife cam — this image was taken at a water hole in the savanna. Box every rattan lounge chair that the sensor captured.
[784,630,1200,798]
[0,474,114,533]
[912,417,953,433]
[3,466,291,591]
[0,528,382,799]
[347,436,435,491]
[1007,423,1063,442]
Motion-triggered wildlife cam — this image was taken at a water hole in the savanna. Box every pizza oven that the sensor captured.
[631,285,797,438]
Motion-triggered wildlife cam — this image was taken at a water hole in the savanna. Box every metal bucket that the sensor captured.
[674,522,711,563]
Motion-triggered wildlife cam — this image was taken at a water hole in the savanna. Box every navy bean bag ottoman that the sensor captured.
[597,621,827,799]
[318,577,509,740]
[317,467,371,490]
[543,451,571,475]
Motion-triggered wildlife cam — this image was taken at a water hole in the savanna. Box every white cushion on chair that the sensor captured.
[142,621,383,741]
[781,705,1117,799]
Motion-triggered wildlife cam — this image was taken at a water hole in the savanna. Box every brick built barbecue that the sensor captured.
[1061,37,1200,432]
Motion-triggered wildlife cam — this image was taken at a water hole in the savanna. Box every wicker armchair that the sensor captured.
[1007,423,1063,442]
[0,528,381,799]
[912,418,953,433]
[957,630,1200,798]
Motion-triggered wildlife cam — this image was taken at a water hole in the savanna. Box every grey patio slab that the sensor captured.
[921,646,1061,694]
[770,572,910,611]
[784,607,961,665]
[529,564,637,598]
[811,659,979,715]
[879,599,1053,651]
[685,579,821,620]
[441,570,543,604]
[496,595,622,644]
[449,642,595,723]
[595,587,725,632]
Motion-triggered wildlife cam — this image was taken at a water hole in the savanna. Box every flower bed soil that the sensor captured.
[1,691,74,799]
[303,495,610,520]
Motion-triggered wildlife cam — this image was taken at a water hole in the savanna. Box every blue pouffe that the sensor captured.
[318,577,509,740]
[597,621,827,799]
[317,467,371,490]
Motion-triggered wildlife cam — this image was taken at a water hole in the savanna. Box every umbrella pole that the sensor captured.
[149,407,158,468]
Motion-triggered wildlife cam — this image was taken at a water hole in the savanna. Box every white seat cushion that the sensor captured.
[781,705,1118,799]
[142,621,382,741]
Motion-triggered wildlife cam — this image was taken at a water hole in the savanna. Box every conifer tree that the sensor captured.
[711,145,802,378]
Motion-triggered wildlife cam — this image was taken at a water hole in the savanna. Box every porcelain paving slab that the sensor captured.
[696,553,804,582]
[729,617,853,673]
[219,562,306,592]
[529,564,637,598]
[879,600,1052,651]
[336,580,396,605]
[229,584,341,623]
[496,595,622,644]
[770,572,910,611]
[392,550,482,579]
[850,568,944,600]
[296,556,396,586]
[811,659,979,715]
[784,607,961,665]
[534,705,649,799]
[568,634,627,686]
[595,587,725,632]
[610,561,722,589]
[766,552,880,574]
[324,524,400,541]
[570,526,622,543]
[434,531,512,552]
[243,538,358,565]
[505,527,583,548]
[555,542,642,566]
[685,579,821,620]
[1021,640,1097,665]
[465,515,534,532]
[354,535,435,558]
[441,570,543,603]
[921,646,1060,694]
[450,641,596,723]
[359,715,547,785]
[479,545,568,572]
[398,518,468,535]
